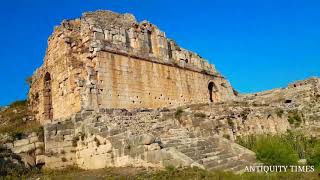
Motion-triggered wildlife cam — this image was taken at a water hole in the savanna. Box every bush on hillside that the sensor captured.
[237,132,320,167]
[253,135,299,165]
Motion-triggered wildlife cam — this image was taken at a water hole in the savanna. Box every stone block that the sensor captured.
[4,143,13,149]
[12,144,35,154]
[94,32,105,40]
[36,155,46,164]
[139,134,155,145]
[35,147,44,155]
[145,143,161,151]
[14,139,30,147]
[29,136,39,143]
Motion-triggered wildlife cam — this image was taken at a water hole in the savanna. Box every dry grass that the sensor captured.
[0,100,41,141]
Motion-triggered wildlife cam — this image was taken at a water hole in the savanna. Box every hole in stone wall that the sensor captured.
[147,31,153,53]
[285,100,292,103]
[125,30,131,48]
[167,42,173,59]
[208,82,217,103]
[43,72,53,120]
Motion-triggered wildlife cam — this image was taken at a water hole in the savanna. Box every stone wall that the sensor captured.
[28,19,84,122]
[28,10,235,123]
[43,111,203,169]
[1,132,45,167]
[84,51,232,110]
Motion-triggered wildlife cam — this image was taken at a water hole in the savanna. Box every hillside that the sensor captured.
[0,100,41,143]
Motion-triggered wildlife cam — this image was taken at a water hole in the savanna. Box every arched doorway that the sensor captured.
[43,72,53,120]
[208,82,216,103]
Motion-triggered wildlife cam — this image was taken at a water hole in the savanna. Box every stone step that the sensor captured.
[208,159,244,171]
[229,161,256,172]
[204,157,237,169]
[160,136,190,142]
[159,128,257,172]
[163,138,196,144]
[202,154,236,166]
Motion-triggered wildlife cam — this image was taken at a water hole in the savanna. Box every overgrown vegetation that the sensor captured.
[288,110,303,127]
[237,131,320,169]
[0,100,41,142]
[276,109,284,118]
[174,108,184,120]
[4,166,320,180]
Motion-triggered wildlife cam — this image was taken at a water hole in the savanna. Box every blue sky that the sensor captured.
[0,0,319,106]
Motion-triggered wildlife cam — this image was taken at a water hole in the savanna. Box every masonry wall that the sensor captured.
[29,20,85,123]
[83,51,233,110]
[29,11,235,123]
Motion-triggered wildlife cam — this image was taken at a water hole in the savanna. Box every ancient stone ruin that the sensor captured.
[19,10,319,172]
[28,10,235,124]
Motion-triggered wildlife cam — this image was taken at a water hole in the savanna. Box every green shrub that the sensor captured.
[254,135,299,165]
[307,144,320,170]
[236,134,257,150]
[237,132,320,168]
[227,118,235,127]
[174,108,184,120]
[9,100,27,108]
[276,109,284,118]
[282,131,308,159]
[288,110,302,127]
[237,134,301,166]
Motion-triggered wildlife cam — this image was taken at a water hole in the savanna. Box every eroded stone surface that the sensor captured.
[28,10,235,124]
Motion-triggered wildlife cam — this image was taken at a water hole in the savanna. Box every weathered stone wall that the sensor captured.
[44,120,77,168]
[84,51,232,110]
[42,109,257,170]
[180,103,291,141]
[1,132,45,167]
[43,111,202,169]
[40,77,319,170]
[28,10,235,123]
[28,20,84,122]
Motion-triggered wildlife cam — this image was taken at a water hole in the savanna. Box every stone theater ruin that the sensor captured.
[25,10,303,170]
[28,10,235,123]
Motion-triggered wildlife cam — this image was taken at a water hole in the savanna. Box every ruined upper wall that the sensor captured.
[75,10,219,76]
[29,10,234,123]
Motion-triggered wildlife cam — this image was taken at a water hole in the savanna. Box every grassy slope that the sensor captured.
[16,167,320,180]
[0,100,41,141]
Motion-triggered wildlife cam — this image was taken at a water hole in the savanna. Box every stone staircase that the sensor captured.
[160,128,257,172]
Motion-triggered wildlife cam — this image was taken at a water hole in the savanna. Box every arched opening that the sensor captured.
[208,82,216,103]
[43,72,53,120]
